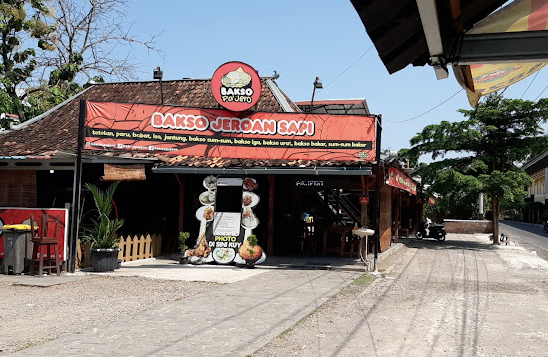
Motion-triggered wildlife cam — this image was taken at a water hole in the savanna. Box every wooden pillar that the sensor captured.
[361,175,371,227]
[379,183,393,252]
[267,175,275,256]
[394,190,400,243]
[336,189,341,223]
[176,174,185,232]
[416,197,423,232]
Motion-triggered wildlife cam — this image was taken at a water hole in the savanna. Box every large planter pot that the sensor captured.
[91,248,121,272]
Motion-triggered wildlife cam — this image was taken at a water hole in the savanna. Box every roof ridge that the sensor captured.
[93,76,281,86]
[4,86,93,133]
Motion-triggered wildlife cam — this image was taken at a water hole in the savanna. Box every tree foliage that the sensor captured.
[0,0,161,129]
[422,167,484,221]
[37,0,161,83]
[0,0,55,120]
[400,94,548,243]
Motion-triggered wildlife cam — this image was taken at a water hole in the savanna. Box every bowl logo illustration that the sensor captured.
[212,61,261,112]
[221,67,252,89]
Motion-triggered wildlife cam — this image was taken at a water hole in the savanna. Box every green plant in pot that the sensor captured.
[80,181,124,272]
[178,231,190,264]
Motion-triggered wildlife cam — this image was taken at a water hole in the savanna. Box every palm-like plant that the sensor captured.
[81,182,124,249]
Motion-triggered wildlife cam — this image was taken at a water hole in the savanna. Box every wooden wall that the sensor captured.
[0,170,37,207]
[380,184,392,252]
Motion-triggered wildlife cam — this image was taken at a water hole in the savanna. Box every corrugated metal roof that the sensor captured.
[350,0,508,74]
[296,99,370,115]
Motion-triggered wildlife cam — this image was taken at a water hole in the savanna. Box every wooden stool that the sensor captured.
[29,214,61,277]
[399,228,410,238]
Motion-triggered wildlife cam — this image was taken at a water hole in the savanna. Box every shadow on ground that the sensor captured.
[400,237,494,252]
[500,220,545,236]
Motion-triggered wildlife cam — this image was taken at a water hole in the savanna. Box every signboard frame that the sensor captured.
[83,101,377,162]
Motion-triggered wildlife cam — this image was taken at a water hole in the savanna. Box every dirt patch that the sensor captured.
[0,276,218,355]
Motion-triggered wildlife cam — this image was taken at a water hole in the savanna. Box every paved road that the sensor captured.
[253,233,548,357]
[500,221,548,261]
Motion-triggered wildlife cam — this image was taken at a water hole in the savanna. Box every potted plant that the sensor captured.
[80,182,124,272]
[178,231,190,264]
[238,234,263,269]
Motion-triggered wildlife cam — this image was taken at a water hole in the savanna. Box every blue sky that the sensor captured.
[123,0,548,155]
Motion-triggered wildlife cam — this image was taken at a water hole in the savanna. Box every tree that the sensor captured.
[37,0,161,84]
[400,94,548,244]
[420,166,484,221]
[0,0,55,120]
[0,0,161,129]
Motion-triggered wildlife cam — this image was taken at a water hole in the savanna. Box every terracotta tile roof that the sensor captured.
[155,155,366,168]
[0,79,374,170]
[0,78,288,158]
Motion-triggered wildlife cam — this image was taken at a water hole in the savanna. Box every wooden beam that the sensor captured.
[176,174,185,232]
[360,175,370,227]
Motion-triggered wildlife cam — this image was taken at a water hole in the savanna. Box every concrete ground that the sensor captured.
[6,269,363,357]
[1,244,399,356]
[253,233,548,357]
[1,242,402,286]
[3,234,547,356]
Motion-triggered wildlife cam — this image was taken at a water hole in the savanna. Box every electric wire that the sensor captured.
[534,83,548,101]
[323,45,374,89]
[384,89,463,123]
[520,70,540,99]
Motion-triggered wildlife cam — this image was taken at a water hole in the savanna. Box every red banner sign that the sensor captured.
[0,208,68,260]
[387,168,417,195]
[359,196,369,204]
[84,101,376,162]
[211,61,261,112]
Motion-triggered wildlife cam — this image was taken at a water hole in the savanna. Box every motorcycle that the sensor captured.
[415,220,446,241]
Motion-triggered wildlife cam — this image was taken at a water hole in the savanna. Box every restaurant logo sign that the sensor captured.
[387,167,417,195]
[294,180,324,188]
[211,61,261,112]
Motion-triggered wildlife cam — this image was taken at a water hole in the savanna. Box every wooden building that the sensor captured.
[0,73,422,269]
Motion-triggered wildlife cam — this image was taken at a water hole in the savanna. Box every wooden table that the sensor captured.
[322,225,354,257]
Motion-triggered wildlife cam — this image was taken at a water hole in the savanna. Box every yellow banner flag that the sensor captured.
[456,0,548,106]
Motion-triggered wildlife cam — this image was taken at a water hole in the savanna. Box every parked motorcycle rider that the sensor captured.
[424,217,432,236]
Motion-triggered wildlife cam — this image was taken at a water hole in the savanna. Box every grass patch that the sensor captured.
[353,273,374,286]
[337,273,376,296]
[15,338,55,352]
[277,313,310,339]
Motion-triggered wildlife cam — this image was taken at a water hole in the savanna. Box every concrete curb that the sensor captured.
[378,242,405,264]
[273,243,407,273]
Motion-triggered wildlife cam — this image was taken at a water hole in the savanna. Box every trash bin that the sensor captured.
[1,228,33,275]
